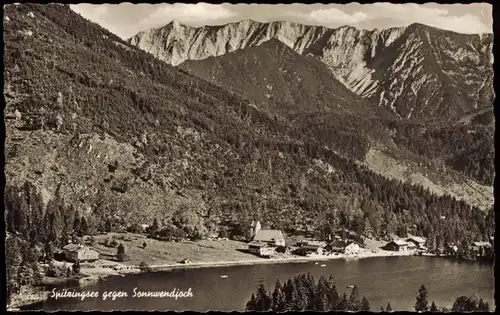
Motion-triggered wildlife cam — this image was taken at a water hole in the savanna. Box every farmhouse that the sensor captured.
[253,229,286,247]
[326,240,361,255]
[63,244,99,263]
[406,236,427,249]
[384,239,410,251]
[248,241,274,257]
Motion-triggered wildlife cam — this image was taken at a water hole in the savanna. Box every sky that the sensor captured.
[70,3,493,40]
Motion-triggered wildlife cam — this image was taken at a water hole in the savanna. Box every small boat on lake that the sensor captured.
[320,264,326,267]
[346,285,354,288]
[221,275,228,278]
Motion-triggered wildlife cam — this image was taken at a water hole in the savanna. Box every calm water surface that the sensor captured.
[27,256,494,311]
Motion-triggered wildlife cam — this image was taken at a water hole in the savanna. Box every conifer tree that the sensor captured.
[116,243,127,262]
[339,292,348,311]
[6,237,22,300]
[72,261,81,274]
[430,301,438,312]
[150,218,159,238]
[16,196,29,238]
[348,284,361,311]
[105,218,112,232]
[386,302,393,312]
[271,279,286,312]
[245,294,257,311]
[80,216,89,235]
[303,274,314,309]
[327,276,340,310]
[73,213,81,233]
[284,278,296,311]
[478,298,489,312]
[415,285,429,312]
[255,278,271,311]
[16,260,34,286]
[44,241,54,262]
[361,296,370,311]
[48,206,63,242]
[293,276,308,310]
[314,276,330,311]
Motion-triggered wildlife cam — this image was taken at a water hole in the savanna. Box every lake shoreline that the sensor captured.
[7,233,433,311]
[147,249,418,272]
[12,249,417,311]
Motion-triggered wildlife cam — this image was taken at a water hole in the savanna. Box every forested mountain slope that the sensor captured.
[179,37,494,190]
[4,4,494,251]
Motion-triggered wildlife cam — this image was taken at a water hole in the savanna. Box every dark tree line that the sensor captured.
[414,284,490,313]
[246,278,491,313]
[245,273,370,312]
[6,237,43,303]
[5,182,94,248]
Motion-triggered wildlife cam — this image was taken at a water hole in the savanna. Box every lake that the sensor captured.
[25,256,494,311]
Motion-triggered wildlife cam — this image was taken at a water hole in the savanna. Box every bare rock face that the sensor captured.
[128,21,493,121]
[128,20,329,66]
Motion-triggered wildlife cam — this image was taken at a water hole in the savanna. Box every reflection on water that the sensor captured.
[26,256,494,311]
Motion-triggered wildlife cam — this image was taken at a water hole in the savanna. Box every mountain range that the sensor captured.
[3,4,494,249]
[128,20,494,122]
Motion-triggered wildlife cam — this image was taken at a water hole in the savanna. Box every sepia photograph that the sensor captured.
[3,1,495,312]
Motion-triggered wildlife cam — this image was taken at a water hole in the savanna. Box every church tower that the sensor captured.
[248,220,262,241]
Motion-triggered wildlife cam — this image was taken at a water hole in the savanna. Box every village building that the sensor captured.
[248,241,274,257]
[253,229,286,247]
[62,244,99,263]
[275,245,290,254]
[406,242,417,250]
[296,241,327,256]
[406,236,427,250]
[471,241,492,255]
[333,228,357,240]
[384,239,410,251]
[247,220,262,241]
[325,240,361,255]
[445,244,459,256]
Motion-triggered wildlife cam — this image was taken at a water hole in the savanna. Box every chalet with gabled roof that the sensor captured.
[406,236,427,249]
[384,239,410,251]
[63,244,99,263]
[253,229,286,247]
